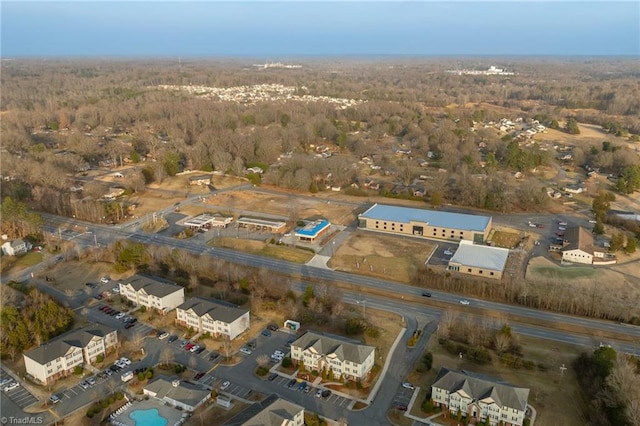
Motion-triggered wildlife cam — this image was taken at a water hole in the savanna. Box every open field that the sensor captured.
[209,237,315,263]
[0,251,43,273]
[490,229,523,249]
[327,231,435,283]
[204,189,358,225]
[534,123,634,147]
[404,333,586,426]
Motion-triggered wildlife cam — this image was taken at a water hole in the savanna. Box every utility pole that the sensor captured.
[559,364,567,379]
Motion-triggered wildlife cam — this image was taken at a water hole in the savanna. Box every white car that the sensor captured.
[158,332,170,340]
[273,350,285,357]
[459,300,470,305]
[444,249,454,256]
[239,347,253,355]
[112,287,120,294]
[115,312,125,320]
[402,382,415,390]
[190,345,201,353]
[221,381,230,390]
[119,357,131,366]
[3,381,19,392]
[558,226,566,231]
[100,276,110,284]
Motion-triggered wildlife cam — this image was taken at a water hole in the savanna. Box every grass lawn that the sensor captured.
[209,237,314,263]
[532,266,597,280]
[1,252,43,273]
[490,230,523,249]
[407,333,586,426]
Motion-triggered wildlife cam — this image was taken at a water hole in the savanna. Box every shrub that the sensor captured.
[138,372,145,381]
[256,366,269,376]
[281,357,292,368]
[116,392,124,400]
[421,399,434,413]
[356,380,363,389]
[140,306,146,313]
[365,327,380,338]
[86,411,94,418]
[146,370,153,380]
[422,352,433,370]
[96,354,104,363]
[74,366,83,375]
[101,400,109,409]
[108,396,115,405]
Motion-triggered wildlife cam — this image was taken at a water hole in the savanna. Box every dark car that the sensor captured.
[124,323,135,329]
[395,404,408,412]
[247,340,257,349]
[421,291,432,297]
[127,318,137,324]
[268,373,278,381]
[287,379,297,388]
[194,372,206,380]
[168,335,178,343]
[261,330,272,337]
[321,389,331,398]
[195,347,206,354]
[208,353,220,362]
[267,324,278,332]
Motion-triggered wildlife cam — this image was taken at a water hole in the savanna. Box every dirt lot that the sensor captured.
[204,189,358,225]
[209,237,315,263]
[406,333,586,426]
[327,231,436,283]
[489,229,523,249]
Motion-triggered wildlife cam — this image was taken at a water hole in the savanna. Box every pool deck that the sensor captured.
[111,398,187,426]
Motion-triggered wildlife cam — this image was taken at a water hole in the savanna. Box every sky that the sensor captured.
[1,1,639,57]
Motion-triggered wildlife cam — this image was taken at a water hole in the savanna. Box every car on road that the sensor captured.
[536,224,545,228]
[527,222,537,228]
[55,255,64,262]
[194,372,206,381]
[239,347,253,355]
[168,335,178,343]
[158,332,170,340]
[558,221,568,226]
[558,226,566,231]
[2,381,19,392]
[261,330,272,337]
[402,382,415,390]
[443,249,454,256]
[268,373,278,381]
[49,394,61,404]
[588,219,597,224]
[287,379,297,388]
[395,404,408,412]
[421,291,432,297]
[221,381,231,390]
[459,299,470,305]
[100,276,110,283]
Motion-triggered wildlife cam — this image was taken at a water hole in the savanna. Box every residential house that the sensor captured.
[1,239,31,256]
[431,367,529,426]
[290,331,375,381]
[176,298,250,340]
[24,325,118,385]
[144,376,210,412]
[558,226,615,265]
[119,274,185,314]
[223,394,304,426]
[188,174,212,186]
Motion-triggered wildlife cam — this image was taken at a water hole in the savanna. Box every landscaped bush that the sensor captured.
[256,366,269,376]
[281,357,292,368]
[74,366,83,375]
[96,354,104,363]
[116,392,124,400]
[421,399,434,413]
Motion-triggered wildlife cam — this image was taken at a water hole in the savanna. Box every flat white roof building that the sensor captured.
[447,240,510,280]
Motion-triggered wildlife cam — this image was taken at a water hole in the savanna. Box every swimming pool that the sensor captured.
[129,408,168,426]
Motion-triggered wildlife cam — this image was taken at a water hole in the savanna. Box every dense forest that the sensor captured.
[1,58,639,222]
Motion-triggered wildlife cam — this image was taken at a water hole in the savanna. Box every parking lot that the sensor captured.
[0,367,39,409]
[390,382,416,411]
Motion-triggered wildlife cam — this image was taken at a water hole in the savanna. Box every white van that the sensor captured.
[121,371,134,382]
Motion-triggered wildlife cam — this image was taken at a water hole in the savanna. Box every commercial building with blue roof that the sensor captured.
[358,203,492,243]
[295,219,331,242]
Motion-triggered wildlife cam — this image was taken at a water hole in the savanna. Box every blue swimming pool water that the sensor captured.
[129,408,168,426]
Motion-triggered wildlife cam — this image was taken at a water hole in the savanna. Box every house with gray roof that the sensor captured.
[176,297,250,340]
[1,238,31,256]
[143,376,210,412]
[119,274,185,314]
[431,367,530,426]
[24,324,117,384]
[223,394,304,426]
[290,331,375,381]
[447,240,510,280]
[358,203,492,243]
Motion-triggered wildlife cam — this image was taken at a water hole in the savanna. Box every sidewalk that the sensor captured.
[365,325,407,404]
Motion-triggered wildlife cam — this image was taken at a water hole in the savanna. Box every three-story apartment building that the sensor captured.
[119,274,185,314]
[176,297,249,340]
[290,331,375,381]
[431,367,530,426]
[24,324,117,384]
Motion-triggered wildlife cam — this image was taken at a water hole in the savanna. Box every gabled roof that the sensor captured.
[144,376,209,408]
[359,203,491,233]
[561,226,595,255]
[177,298,248,324]
[121,274,184,298]
[432,367,529,411]
[223,394,303,426]
[24,324,115,365]
[292,331,374,364]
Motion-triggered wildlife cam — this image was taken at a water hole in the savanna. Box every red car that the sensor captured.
[536,224,545,229]
[185,343,195,351]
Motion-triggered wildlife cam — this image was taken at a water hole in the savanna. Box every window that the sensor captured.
[468,268,472,272]
[479,270,483,274]
[490,272,494,276]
